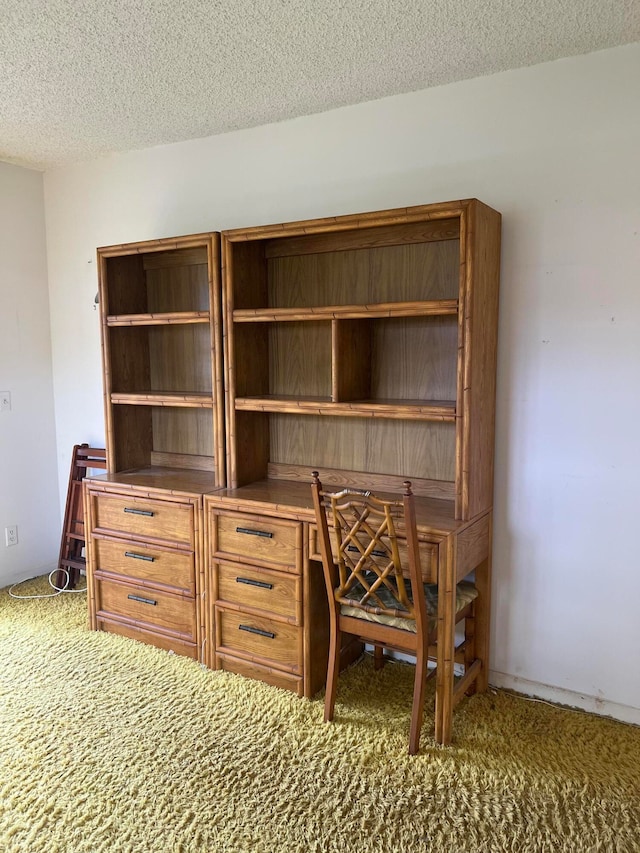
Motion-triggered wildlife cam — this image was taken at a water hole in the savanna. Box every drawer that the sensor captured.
[308,524,438,583]
[215,606,301,673]
[94,536,195,596]
[216,562,301,624]
[90,491,194,547]
[211,511,301,571]
[216,652,304,696]
[97,616,198,660]
[95,578,196,641]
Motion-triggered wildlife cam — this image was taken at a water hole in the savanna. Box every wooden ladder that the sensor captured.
[56,444,107,590]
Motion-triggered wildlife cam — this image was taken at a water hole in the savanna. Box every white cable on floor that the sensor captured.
[8,569,87,600]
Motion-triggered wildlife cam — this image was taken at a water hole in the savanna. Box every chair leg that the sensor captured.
[474,549,492,694]
[464,601,477,696]
[324,623,342,722]
[373,644,385,670]
[409,646,428,755]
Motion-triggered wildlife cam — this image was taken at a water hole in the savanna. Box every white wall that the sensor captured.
[44,43,640,721]
[0,163,60,586]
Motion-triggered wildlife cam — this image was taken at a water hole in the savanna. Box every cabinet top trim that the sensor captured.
[221,199,482,243]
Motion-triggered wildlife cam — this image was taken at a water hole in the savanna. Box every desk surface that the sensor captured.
[206,478,475,538]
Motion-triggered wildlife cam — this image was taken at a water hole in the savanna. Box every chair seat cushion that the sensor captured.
[340,579,478,633]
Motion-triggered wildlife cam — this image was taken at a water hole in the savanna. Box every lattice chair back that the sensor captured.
[311,472,427,632]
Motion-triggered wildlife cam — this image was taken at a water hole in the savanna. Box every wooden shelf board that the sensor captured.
[235,396,456,420]
[107,311,210,326]
[111,391,214,408]
[233,300,458,323]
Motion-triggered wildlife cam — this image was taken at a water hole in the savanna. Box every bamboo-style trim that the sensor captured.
[194,496,204,663]
[454,206,469,520]
[460,201,475,521]
[106,311,210,326]
[222,200,473,243]
[110,392,215,407]
[84,484,97,629]
[435,534,457,746]
[233,300,458,323]
[97,234,215,258]
[221,237,237,488]
[97,251,115,472]
[86,478,214,501]
[209,234,226,490]
[235,397,456,420]
[215,650,304,692]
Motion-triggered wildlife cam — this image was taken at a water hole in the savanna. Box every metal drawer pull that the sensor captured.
[347,544,388,559]
[125,551,155,562]
[127,594,157,606]
[236,577,273,590]
[238,624,275,639]
[235,526,273,538]
[124,507,154,517]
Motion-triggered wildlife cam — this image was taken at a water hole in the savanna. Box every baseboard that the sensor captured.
[489,669,640,727]
[2,562,58,590]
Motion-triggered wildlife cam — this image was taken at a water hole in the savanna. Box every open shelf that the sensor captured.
[111,391,215,407]
[222,201,501,518]
[106,311,211,326]
[98,234,224,484]
[234,397,456,420]
[232,299,458,322]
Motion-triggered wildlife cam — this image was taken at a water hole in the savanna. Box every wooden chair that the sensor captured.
[311,472,480,754]
[56,444,107,590]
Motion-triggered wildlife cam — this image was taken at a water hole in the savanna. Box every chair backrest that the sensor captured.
[311,472,427,630]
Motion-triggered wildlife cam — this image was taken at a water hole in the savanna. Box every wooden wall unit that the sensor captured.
[97,234,225,478]
[85,233,225,661]
[222,199,500,518]
[84,200,501,744]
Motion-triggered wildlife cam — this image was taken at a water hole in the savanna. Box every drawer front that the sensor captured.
[94,536,195,596]
[216,607,301,672]
[308,524,437,583]
[212,512,301,571]
[96,579,196,640]
[97,616,198,660]
[216,653,303,696]
[91,492,194,547]
[216,563,301,623]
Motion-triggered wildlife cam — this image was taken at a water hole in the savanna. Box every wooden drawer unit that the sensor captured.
[86,479,206,663]
[95,577,197,640]
[210,511,302,571]
[308,524,438,583]
[93,536,195,596]
[215,607,301,674]
[216,562,301,624]
[90,492,194,547]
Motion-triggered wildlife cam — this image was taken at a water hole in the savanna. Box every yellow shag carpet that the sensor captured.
[1,577,639,853]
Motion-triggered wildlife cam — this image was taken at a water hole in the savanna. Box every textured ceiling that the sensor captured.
[1,0,639,169]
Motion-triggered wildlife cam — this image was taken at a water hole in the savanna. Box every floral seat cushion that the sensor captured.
[340,578,478,633]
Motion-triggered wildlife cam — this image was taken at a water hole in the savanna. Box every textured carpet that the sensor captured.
[1,577,639,853]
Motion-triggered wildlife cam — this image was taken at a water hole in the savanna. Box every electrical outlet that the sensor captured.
[0,392,10,412]
[5,526,18,547]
